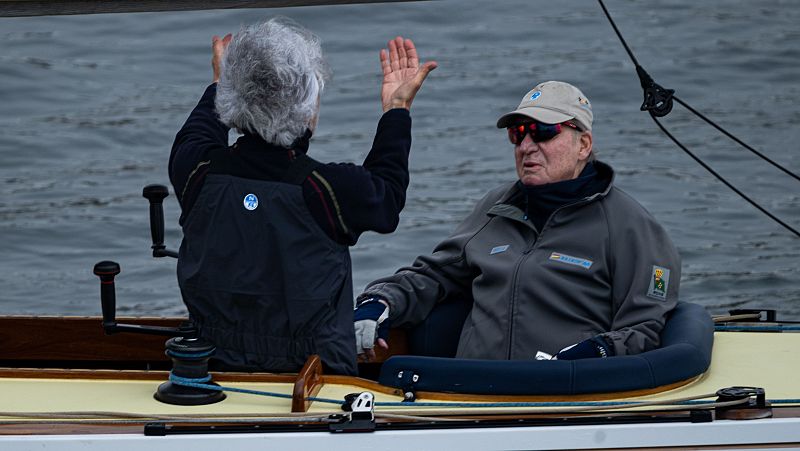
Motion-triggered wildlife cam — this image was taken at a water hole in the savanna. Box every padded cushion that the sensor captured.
[379,302,714,395]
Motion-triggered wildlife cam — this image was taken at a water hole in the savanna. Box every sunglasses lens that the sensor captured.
[506,124,522,145]
[508,122,563,145]
[532,123,561,142]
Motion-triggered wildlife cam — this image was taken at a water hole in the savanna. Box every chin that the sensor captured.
[520,176,547,186]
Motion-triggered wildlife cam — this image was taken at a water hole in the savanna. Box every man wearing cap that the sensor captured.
[353,81,680,362]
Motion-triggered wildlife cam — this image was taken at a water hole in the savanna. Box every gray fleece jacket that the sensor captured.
[360,161,680,359]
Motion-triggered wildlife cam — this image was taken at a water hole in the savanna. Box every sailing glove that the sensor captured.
[554,336,614,360]
[354,297,391,355]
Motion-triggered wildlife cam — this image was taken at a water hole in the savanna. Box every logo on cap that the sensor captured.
[530,91,542,101]
[243,194,259,211]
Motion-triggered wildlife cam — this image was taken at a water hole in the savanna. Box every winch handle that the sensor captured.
[93,260,121,331]
[142,184,178,258]
[93,260,194,337]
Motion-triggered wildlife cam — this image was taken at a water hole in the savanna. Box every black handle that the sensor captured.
[142,184,178,258]
[93,260,121,331]
[93,260,194,337]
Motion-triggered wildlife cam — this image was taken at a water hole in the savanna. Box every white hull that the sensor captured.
[3,417,800,451]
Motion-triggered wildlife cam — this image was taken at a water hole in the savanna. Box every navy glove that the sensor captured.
[353,297,391,357]
[554,336,614,360]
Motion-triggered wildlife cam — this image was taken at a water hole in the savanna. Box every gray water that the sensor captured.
[1,0,798,320]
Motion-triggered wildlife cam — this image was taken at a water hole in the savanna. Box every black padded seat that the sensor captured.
[378,302,714,395]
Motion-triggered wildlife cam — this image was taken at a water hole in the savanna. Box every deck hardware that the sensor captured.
[93,260,224,405]
[330,392,376,432]
[156,337,226,406]
[143,184,179,258]
[728,309,777,322]
[395,370,419,402]
[689,410,713,423]
[715,386,772,420]
[93,260,197,338]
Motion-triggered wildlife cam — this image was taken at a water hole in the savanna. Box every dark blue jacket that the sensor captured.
[169,83,412,245]
[169,84,413,374]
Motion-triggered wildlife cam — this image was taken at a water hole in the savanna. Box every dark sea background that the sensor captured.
[1,0,798,320]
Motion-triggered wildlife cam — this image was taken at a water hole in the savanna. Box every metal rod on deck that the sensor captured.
[0,0,430,18]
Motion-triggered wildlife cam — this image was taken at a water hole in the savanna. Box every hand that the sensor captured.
[380,36,437,112]
[354,297,391,361]
[211,33,233,84]
[554,336,613,360]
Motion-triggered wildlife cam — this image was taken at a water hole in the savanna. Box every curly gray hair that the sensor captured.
[215,17,331,147]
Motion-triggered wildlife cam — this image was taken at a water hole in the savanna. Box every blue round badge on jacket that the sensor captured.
[243,194,259,211]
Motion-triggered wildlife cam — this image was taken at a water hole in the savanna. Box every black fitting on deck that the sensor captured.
[715,386,772,420]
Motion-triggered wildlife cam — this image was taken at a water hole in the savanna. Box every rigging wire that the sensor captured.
[649,116,800,237]
[673,96,800,183]
[597,0,800,238]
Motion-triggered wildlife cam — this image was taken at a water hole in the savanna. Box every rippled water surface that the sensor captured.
[1,0,798,319]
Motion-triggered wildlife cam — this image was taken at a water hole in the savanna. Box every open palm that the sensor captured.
[380,36,437,112]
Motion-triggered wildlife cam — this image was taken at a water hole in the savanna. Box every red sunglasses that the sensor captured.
[507,120,580,145]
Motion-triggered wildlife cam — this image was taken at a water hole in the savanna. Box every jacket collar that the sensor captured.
[494,160,615,206]
[233,129,312,156]
[487,160,615,227]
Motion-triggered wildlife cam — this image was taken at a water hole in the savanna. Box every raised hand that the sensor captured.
[380,36,437,112]
[211,33,233,83]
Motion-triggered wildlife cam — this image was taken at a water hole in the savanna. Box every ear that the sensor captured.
[577,131,593,160]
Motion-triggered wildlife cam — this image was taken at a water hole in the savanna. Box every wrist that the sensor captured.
[384,100,410,112]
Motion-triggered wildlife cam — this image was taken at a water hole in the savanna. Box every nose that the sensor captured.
[517,133,539,153]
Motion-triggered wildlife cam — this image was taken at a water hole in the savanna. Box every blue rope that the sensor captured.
[169,374,212,384]
[715,325,800,331]
[167,373,800,408]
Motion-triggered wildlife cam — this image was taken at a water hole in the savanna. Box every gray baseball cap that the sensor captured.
[496,81,593,131]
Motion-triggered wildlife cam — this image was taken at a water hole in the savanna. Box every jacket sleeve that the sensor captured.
[358,189,502,327]
[310,108,412,245]
[168,83,229,209]
[601,190,681,355]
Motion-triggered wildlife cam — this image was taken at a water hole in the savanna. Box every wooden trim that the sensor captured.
[291,355,323,412]
[325,375,701,402]
[411,377,700,402]
[0,423,144,436]
[0,0,429,18]
[0,366,308,384]
[0,367,171,380]
[324,374,407,397]
[0,316,179,366]
[0,316,407,369]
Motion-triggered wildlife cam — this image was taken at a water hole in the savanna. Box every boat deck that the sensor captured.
[1,332,797,419]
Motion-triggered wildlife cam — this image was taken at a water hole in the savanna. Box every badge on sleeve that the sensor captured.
[647,266,670,300]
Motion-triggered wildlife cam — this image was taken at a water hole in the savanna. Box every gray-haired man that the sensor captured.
[354,81,680,362]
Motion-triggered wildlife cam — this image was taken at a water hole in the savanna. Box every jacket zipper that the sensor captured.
[507,233,538,359]
[504,193,602,359]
